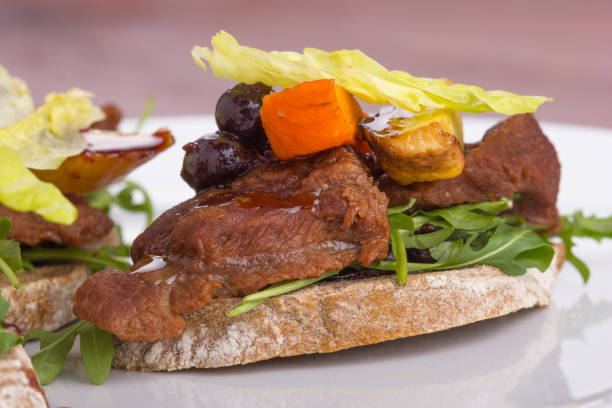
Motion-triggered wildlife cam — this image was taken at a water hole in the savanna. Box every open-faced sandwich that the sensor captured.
[66,32,612,374]
[0,65,173,399]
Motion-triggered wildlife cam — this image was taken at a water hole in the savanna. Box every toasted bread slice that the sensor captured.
[112,244,565,371]
[0,263,88,333]
[0,228,120,333]
[0,345,47,408]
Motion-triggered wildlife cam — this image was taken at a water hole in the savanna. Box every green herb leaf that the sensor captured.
[79,322,114,385]
[0,256,20,288]
[429,239,463,263]
[0,294,9,320]
[85,189,115,213]
[227,270,340,317]
[115,181,154,226]
[28,321,84,385]
[0,218,10,239]
[369,213,555,278]
[388,213,415,230]
[399,221,454,250]
[86,180,155,232]
[432,224,554,276]
[21,245,131,272]
[558,211,612,282]
[390,229,408,285]
[0,294,24,354]
[26,320,115,385]
[387,198,416,215]
[0,238,23,273]
[0,331,23,354]
[135,96,156,133]
[0,217,23,287]
[417,198,510,231]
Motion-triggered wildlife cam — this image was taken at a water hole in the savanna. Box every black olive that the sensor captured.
[181,131,259,192]
[215,82,272,152]
[405,248,437,264]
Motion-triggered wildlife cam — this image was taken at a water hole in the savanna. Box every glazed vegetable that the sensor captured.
[215,82,272,151]
[33,129,175,194]
[0,88,104,170]
[361,107,464,185]
[260,79,363,160]
[0,147,77,224]
[181,131,259,191]
[192,31,551,115]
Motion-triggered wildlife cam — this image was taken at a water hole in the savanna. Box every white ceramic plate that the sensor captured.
[26,115,612,408]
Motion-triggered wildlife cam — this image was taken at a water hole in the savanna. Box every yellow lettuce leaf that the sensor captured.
[0,147,76,225]
[0,65,35,128]
[0,88,104,170]
[192,31,552,114]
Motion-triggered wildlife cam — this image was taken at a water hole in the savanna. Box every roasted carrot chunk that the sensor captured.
[260,79,363,160]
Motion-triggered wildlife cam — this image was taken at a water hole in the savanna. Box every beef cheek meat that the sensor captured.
[379,114,562,232]
[74,146,390,342]
[0,194,114,247]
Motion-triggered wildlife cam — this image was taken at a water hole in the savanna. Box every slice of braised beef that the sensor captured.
[0,194,114,247]
[379,114,561,232]
[74,146,390,342]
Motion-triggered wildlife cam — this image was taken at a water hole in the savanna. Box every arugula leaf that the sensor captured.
[85,189,115,213]
[0,294,9,318]
[0,331,22,354]
[21,245,130,272]
[416,198,510,231]
[0,294,24,354]
[79,322,115,385]
[227,270,339,317]
[0,238,23,273]
[434,224,554,275]
[135,96,156,133]
[371,224,555,278]
[0,217,10,239]
[86,180,154,227]
[399,220,454,250]
[388,213,415,230]
[27,321,84,385]
[0,218,22,287]
[391,229,408,285]
[387,198,416,216]
[26,320,115,385]
[116,181,154,226]
[559,211,612,282]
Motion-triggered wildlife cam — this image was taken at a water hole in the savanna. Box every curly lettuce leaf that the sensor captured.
[0,65,35,128]
[0,88,104,170]
[0,147,76,224]
[192,31,551,114]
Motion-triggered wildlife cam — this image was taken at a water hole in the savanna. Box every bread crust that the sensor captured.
[0,263,88,333]
[113,244,565,371]
[0,228,119,333]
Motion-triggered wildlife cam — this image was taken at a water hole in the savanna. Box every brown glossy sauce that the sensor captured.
[234,191,317,209]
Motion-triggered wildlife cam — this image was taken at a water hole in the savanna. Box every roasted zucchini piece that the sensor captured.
[360,107,464,185]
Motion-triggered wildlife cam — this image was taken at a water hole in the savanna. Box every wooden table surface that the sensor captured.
[2,0,611,128]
